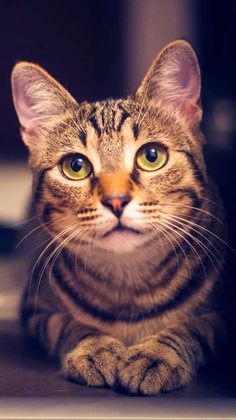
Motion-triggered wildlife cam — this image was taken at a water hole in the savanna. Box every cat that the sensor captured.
[11,40,227,395]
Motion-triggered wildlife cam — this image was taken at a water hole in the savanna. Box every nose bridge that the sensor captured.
[99,172,131,199]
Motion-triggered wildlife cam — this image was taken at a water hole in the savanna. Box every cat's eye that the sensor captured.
[61,154,93,180]
[136,143,167,171]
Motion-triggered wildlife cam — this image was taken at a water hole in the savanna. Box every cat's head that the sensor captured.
[11,40,206,254]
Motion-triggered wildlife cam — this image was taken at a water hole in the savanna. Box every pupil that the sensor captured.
[71,158,83,172]
[146,148,157,162]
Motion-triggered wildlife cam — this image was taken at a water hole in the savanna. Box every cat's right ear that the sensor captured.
[136,40,202,128]
[11,62,78,153]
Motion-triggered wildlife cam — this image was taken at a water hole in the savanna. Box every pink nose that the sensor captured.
[102,195,130,218]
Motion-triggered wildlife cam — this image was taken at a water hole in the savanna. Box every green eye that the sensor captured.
[136,143,167,171]
[61,154,92,180]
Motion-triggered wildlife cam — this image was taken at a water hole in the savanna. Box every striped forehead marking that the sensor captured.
[87,101,132,137]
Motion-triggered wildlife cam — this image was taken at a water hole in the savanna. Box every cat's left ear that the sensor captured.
[136,40,202,127]
[11,62,78,153]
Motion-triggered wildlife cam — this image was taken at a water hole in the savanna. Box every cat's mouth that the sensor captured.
[99,222,145,253]
[103,222,141,238]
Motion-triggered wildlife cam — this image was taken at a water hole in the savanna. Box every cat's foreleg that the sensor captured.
[23,307,125,387]
[117,313,226,395]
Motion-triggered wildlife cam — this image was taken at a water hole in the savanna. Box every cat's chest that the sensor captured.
[74,243,166,288]
[51,249,180,345]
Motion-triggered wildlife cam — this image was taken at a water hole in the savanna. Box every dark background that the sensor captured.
[0,0,235,281]
[0,0,126,158]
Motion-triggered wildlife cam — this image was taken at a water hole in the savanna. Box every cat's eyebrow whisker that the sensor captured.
[135,89,149,127]
[70,106,86,134]
[136,102,151,130]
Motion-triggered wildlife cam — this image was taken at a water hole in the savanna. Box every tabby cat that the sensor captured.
[11,40,227,395]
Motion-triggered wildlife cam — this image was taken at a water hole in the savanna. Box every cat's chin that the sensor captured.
[97,229,147,254]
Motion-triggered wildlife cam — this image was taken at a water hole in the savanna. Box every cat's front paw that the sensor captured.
[117,336,192,395]
[62,335,126,387]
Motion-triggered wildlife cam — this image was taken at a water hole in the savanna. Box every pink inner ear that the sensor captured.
[14,83,36,129]
[173,54,200,101]
[178,62,192,90]
[158,51,201,124]
[175,59,201,122]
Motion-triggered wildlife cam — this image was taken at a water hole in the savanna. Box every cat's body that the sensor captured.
[12,40,227,394]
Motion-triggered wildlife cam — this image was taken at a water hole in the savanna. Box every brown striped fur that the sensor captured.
[12,40,227,394]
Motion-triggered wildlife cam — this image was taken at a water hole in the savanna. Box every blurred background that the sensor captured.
[0,0,236,398]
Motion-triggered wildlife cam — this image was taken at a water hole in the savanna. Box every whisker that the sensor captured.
[150,221,192,278]
[161,211,234,255]
[161,218,223,274]
[167,218,222,265]
[27,222,78,309]
[10,214,40,228]
[47,225,89,298]
[75,226,91,278]
[153,219,208,283]
[160,202,224,225]
[33,223,80,315]
[200,195,226,209]
[153,219,198,274]
[140,207,212,223]
[15,212,69,250]
[160,214,223,258]
[14,223,45,250]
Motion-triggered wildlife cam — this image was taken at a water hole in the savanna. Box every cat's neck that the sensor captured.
[66,236,167,289]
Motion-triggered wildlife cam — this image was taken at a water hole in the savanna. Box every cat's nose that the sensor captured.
[102,195,130,218]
